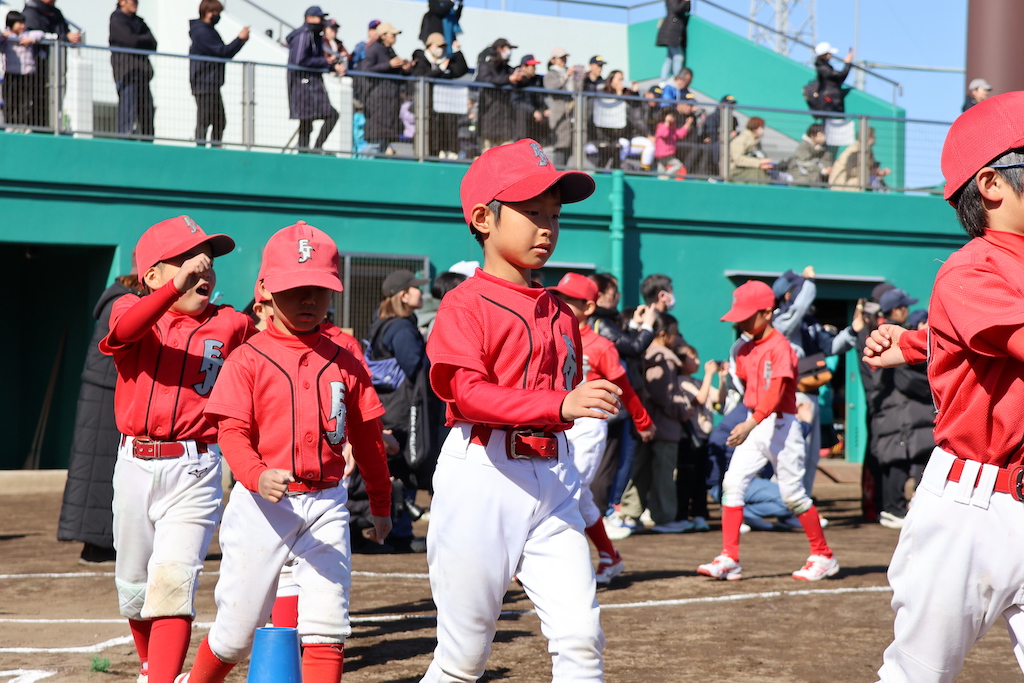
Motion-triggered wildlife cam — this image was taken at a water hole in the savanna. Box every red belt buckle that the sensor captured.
[506,430,558,459]
[132,438,185,459]
[1011,465,1024,502]
[286,479,339,495]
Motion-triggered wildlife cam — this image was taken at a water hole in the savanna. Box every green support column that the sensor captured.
[609,170,625,285]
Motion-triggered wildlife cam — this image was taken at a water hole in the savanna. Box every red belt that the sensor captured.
[287,479,339,494]
[130,437,208,460]
[470,424,559,459]
[947,458,1024,501]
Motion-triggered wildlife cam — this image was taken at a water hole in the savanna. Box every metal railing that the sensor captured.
[12,41,948,194]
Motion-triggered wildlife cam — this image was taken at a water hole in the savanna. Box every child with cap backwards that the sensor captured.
[697,280,837,582]
[549,272,656,585]
[178,222,393,683]
[422,139,618,681]
[864,91,1024,681]
[98,216,256,683]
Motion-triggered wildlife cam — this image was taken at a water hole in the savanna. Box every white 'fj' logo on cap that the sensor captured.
[184,216,199,233]
[298,238,315,263]
[531,142,549,167]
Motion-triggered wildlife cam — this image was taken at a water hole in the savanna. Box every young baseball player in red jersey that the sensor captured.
[98,215,255,683]
[697,280,837,582]
[549,272,656,585]
[863,91,1024,682]
[178,222,392,683]
[422,139,621,682]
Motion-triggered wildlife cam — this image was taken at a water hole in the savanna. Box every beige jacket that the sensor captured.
[729,128,765,171]
[829,139,873,191]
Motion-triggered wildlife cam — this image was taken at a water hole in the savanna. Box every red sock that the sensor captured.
[302,643,345,683]
[128,618,152,672]
[147,616,192,683]
[585,521,617,559]
[797,506,832,557]
[721,506,744,561]
[185,637,236,683]
[271,596,299,629]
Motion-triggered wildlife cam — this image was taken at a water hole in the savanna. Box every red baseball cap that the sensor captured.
[134,215,234,276]
[460,138,595,227]
[942,90,1024,203]
[721,280,776,322]
[548,272,598,302]
[259,221,342,295]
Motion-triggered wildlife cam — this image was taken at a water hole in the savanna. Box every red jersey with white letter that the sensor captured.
[204,323,389,498]
[427,269,582,431]
[579,325,654,432]
[734,327,798,416]
[320,321,370,375]
[99,288,254,443]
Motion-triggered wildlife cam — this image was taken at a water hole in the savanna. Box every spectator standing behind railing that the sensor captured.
[418,0,462,58]
[729,116,774,182]
[789,123,833,186]
[543,47,581,167]
[660,67,691,101]
[322,18,348,66]
[22,0,80,129]
[361,21,412,155]
[1,11,47,128]
[812,42,852,113]
[655,1,690,84]
[188,0,248,148]
[962,77,992,112]
[109,0,155,140]
[510,54,547,144]
[349,19,379,71]
[286,6,345,153]
[409,32,468,159]
[703,94,737,175]
[592,70,653,170]
[475,37,521,151]
[828,126,890,191]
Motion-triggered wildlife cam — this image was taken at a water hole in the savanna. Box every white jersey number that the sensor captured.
[326,381,347,445]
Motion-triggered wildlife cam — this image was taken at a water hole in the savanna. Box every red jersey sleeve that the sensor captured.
[99,282,182,354]
[427,303,489,385]
[204,349,254,424]
[449,368,568,427]
[897,327,928,365]
[619,381,653,432]
[347,416,392,517]
[936,265,1024,362]
[216,417,268,492]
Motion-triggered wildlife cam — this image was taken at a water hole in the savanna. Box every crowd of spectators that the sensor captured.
[0,0,892,188]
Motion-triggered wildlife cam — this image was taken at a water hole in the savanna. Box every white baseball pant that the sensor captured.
[208,483,353,663]
[721,412,812,514]
[112,437,222,620]
[566,416,609,527]
[876,447,1024,682]
[421,423,605,683]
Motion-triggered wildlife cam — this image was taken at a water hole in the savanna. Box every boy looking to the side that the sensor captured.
[100,215,254,683]
[549,271,656,585]
[697,280,837,581]
[422,139,618,681]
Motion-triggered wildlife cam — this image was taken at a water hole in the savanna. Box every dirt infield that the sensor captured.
[2,477,1020,682]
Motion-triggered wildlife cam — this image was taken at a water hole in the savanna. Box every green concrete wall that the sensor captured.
[1,134,963,469]
[629,16,907,187]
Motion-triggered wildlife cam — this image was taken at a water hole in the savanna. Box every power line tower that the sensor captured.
[748,0,817,57]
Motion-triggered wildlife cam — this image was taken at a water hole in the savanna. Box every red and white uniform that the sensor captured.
[567,325,653,526]
[99,282,254,622]
[422,269,604,682]
[202,323,391,662]
[877,229,1024,682]
[320,321,371,375]
[721,328,810,513]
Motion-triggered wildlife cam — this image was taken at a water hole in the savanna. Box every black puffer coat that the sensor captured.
[287,23,334,120]
[655,0,690,48]
[475,47,514,141]
[57,282,138,548]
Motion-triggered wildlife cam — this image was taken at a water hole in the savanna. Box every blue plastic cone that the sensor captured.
[247,627,302,683]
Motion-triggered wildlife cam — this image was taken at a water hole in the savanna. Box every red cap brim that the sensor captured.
[262,270,343,294]
[494,169,595,205]
[720,305,758,323]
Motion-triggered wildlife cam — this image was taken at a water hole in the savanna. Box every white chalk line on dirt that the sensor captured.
[0,671,57,683]
[0,570,429,581]
[0,585,893,652]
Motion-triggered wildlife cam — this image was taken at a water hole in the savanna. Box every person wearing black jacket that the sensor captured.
[475,38,521,150]
[510,54,546,143]
[418,0,462,54]
[23,0,80,128]
[286,7,344,152]
[109,0,156,139]
[57,275,143,564]
[410,32,468,158]
[655,0,689,83]
[587,273,657,517]
[188,0,248,147]
[812,41,853,113]
[360,21,411,153]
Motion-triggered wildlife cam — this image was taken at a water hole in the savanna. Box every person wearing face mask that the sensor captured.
[474,37,520,151]
[286,6,345,152]
[640,272,676,314]
[410,32,468,159]
[321,18,348,67]
[510,54,548,143]
[418,0,462,58]
[360,21,413,155]
[188,0,249,147]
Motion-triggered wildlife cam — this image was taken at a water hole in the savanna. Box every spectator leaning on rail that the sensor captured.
[409,32,469,159]
[962,77,992,112]
[544,47,581,167]
[475,37,520,151]
[655,0,689,84]
[286,6,345,153]
[189,0,249,148]
[22,0,80,129]
[510,54,547,144]
[360,21,411,155]
[349,19,379,71]
[322,18,348,66]
[702,94,738,176]
[1,11,46,128]
[829,126,891,191]
[812,41,852,113]
[109,0,156,140]
[789,123,834,186]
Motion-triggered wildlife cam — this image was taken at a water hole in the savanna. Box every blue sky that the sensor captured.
[464,0,970,123]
